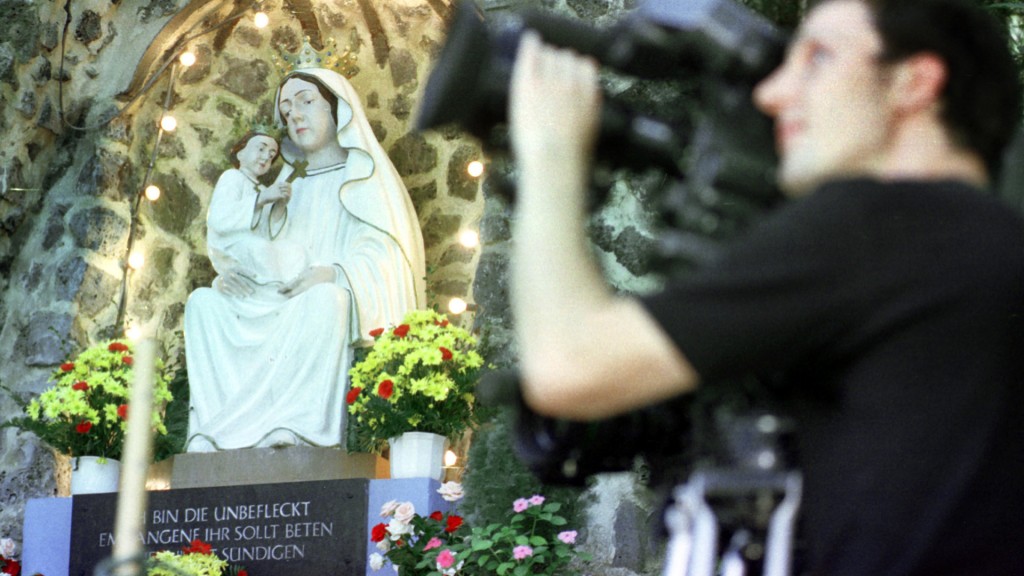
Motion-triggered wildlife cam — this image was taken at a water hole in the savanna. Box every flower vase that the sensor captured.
[388,432,446,481]
[70,456,120,495]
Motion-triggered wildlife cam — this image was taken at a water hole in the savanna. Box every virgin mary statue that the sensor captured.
[184,66,426,452]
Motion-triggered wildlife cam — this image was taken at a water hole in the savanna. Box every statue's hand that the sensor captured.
[279,265,336,298]
[215,271,256,298]
[259,181,292,207]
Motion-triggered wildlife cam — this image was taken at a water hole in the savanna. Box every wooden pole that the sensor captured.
[111,338,157,575]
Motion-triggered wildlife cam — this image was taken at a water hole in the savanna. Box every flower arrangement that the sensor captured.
[368,482,588,576]
[347,309,486,451]
[147,539,247,576]
[2,339,173,460]
[0,537,20,576]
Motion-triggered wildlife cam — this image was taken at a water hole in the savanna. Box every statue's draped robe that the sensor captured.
[184,69,425,451]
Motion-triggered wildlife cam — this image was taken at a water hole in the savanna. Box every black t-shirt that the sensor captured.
[642,178,1024,575]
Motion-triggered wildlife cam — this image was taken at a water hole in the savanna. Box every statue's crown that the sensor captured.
[274,36,357,77]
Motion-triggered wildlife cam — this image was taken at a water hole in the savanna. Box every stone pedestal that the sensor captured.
[169,446,386,488]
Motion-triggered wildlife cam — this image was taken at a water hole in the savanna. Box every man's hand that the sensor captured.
[214,271,256,298]
[279,265,336,298]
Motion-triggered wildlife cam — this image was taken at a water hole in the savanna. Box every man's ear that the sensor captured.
[890,52,948,115]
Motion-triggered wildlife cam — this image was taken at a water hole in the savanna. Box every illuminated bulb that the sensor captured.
[254,11,270,28]
[179,51,196,67]
[448,297,468,315]
[127,251,145,270]
[125,324,142,341]
[444,450,458,467]
[466,160,484,178]
[160,114,177,132]
[144,185,161,201]
[458,229,479,249]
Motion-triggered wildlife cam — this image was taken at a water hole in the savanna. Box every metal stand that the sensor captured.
[662,469,802,576]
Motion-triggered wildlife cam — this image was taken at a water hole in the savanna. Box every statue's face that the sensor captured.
[278,77,337,154]
[236,134,278,179]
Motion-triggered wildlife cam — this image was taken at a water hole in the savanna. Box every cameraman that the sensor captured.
[508,0,1024,574]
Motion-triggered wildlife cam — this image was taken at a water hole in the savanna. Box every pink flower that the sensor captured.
[380,500,400,517]
[558,530,578,544]
[513,545,533,560]
[423,537,442,551]
[393,501,416,524]
[513,498,529,513]
[529,494,545,506]
[436,549,456,569]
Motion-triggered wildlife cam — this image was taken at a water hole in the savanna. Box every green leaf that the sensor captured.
[528,535,547,546]
[471,539,494,551]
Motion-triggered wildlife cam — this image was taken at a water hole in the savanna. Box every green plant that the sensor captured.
[368,483,588,576]
[347,309,487,451]
[147,539,247,576]
[2,339,173,460]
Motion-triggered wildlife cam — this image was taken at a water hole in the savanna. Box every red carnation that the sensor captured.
[117,404,129,419]
[60,362,75,372]
[72,381,89,391]
[434,319,450,327]
[393,324,411,338]
[378,379,394,399]
[237,571,248,576]
[122,355,133,366]
[370,522,388,543]
[445,514,464,533]
[439,347,453,361]
[346,387,362,405]
[181,538,212,555]
[2,558,20,576]
[430,511,444,521]
[369,327,385,338]
[76,421,93,434]
[108,342,129,352]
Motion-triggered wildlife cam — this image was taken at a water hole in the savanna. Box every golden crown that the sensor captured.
[273,36,359,78]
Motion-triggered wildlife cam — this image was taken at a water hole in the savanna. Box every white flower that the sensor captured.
[369,552,385,570]
[393,501,416,524]
[387,518,412,540]
[0,537,17,558]
[437,481,464,502]
[380,499,400,518]
[376,538,392,552]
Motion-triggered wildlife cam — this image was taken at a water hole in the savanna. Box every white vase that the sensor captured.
[388,432,446,481]
[70,456,120,495]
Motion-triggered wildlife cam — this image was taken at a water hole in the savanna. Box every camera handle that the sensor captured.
[662,469,802,576]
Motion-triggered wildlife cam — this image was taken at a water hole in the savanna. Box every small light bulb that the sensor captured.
[444,450,458,467]
[448,297,468,315]
[160,115,177,132]
[144,185,161,201]
[458,229,479,249]
[127,251,145,270]
[179,51,196,67]
[125,324,142,341]
[466,160,484,178]
[254,11,270,28]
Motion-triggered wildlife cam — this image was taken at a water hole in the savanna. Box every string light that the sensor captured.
[444,450,458,467]
[254,11,270,28]
[179,51,196,67]
[458,229,479,249]
[448,297,468,315]
[125,324,142,341]
[159,114,177,132]
[144,185,161,201]
[127,251,145,271]
[466,160,484,178]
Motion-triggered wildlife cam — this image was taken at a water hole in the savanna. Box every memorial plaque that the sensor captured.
[69,479,369,576]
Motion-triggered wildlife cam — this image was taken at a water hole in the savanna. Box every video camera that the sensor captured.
[417,0,788,269]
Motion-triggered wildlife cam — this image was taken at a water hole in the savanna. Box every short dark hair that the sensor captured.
[278,72,339,127]
[816,0,1022,177]
[229,131,279,169]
